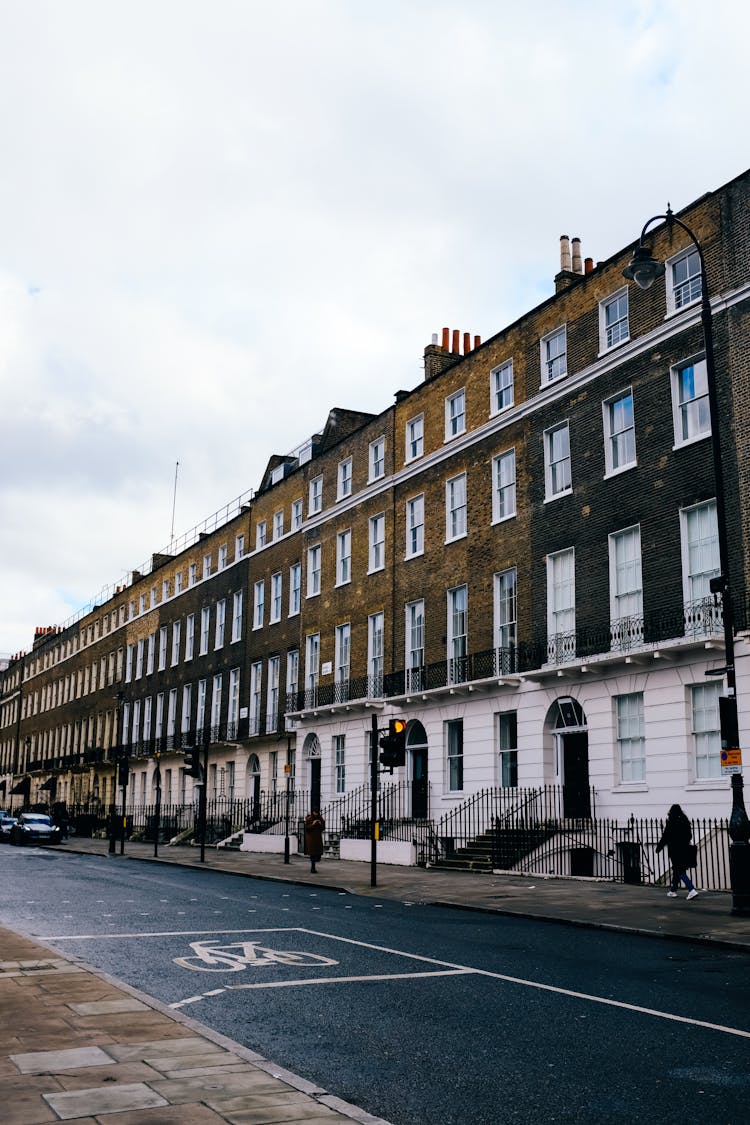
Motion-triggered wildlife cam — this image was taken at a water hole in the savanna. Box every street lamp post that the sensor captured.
[624,209,750,914]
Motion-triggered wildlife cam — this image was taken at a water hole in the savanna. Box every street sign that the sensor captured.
[721,748,743,775]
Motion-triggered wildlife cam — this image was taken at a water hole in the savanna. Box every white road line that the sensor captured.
[227,969,475,991]
[47,928,298,940]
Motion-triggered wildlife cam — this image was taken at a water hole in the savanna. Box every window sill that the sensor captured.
[491,512,517,526]
[611,783,648,793]
[597,337,630,359]
[489,403,514,419]
[334,579,352,589]
[305,592,320,600]
[603,463,637,481]
[444,533,468,545]
[664,298,700,321]
[542,370,568,386]
[672,432,711,453]
[686,779,729,790]
[367,566,385,576]
[444,430,466,444]
[404,550,424,562]
[543,488,573,504]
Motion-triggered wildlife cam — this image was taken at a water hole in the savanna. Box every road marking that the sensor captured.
[47,928,297,940]
[228,969,475,991]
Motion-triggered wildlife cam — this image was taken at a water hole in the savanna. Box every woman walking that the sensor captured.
[656,804,698,899]
[304,808,325,874]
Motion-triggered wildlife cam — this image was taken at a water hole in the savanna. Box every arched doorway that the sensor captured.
[302,734,322,811]
[247,754,261,824]
[406,721,428,818]
[547,697,590,819]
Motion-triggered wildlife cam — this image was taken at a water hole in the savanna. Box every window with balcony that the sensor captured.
[681,499,721,636]
[494,567,517,674]
[249,662,262,735]
[305,633,320,707]
[609,526,643,650]
[447,584,468,683]
[335,623,351,701]
[266,658,279,734]
[368,612,384,696]
[547,548,575,663]
[405,600,425,692]
[228,668,240,737]
[286,649,299,710]
[181,684,192,736]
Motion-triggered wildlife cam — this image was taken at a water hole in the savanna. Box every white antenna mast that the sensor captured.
[170,461,179,550]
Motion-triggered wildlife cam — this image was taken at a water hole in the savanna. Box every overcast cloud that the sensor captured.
[1,0,747,656]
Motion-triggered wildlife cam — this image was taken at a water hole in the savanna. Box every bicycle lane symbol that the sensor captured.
[174,939,339,973]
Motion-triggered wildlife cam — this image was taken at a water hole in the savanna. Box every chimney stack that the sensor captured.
[571,237,583,274]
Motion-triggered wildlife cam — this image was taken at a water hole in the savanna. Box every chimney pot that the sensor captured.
[571,237,583,274]
[474,335,481,349]
[431,332,438,345]
[560,235,572,272]
[442,327,450,350]
[452,329,460,353]
[463,332,471,354]
[584,257,594,274]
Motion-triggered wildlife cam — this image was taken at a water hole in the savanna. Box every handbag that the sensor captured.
[687,843,698,868]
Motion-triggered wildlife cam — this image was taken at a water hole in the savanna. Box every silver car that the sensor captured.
[0,815,17,841]
[10,813,63,846]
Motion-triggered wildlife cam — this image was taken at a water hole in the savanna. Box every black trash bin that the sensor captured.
[617,840,642,885]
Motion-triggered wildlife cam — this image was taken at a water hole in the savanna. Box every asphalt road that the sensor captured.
[2,846,749,1124]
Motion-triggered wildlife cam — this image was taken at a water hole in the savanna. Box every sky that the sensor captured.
[0,0,747,658]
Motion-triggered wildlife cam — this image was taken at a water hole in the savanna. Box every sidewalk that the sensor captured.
[1,838,747,1123]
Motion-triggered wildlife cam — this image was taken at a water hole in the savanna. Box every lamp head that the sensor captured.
[623,244,665,290]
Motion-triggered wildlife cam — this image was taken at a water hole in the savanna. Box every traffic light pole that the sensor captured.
[199,724,210,863]
[370,714,379,889]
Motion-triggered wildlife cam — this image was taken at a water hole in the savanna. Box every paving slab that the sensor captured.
[68,999,150,1015]
[150,1070,300,1104]
[10,1045,115,1073]
[43,1081,170,1119]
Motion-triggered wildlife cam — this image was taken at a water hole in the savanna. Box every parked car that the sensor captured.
[10,812,63,846]
[0,815,18,841]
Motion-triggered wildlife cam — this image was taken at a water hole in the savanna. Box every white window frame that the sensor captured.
[368,612,384,694]
[228,668,240,736]
[603,388,636,476]
[189,562,197,587]
[667,245,702,314]
[405,599,425,691]
[445,473,467,542]
[171,620,181,666]
[337,457,352,500]
[406,414,424,462]
[616,693,646,783]
[286,649,299,708]
[249,662,262,734]
[335,623,351,690]
[497,711,518,788]
[541,325,567,382]
[256,521,267,550]
[273,510,284,540]
[491,359,514,415]
[368,513,385,572]
[671,355,710,448]
[334,734,346,794]
[405,494,424,559]
[218,544,227,570]
[214,599,226,649]
[599,287,629,352]
[445,388,466,440]
[203,553,211,579]
[680,500,720,604]
[369,436,385,481]
[546,547,576,663]
[292,498,303,530]
[266,658,279,734]
[691,681,721,779]
[270,572,282,623]
[158,626,168,671]
[200,607,210,655]
[492,449,516,523]
[307,544,321,597]
[235,533,245,560]
[447,585,468,683]
[446,719,464,792]
[253,580,265,629]
[544,422,572,500]
[231,593,242,643]
[305,633,320,700]
[494,567,517,668]
[289,562,302,615]
[309,476,323,516]
[336,529,352,586]
[609,526,643,649]
[185,613,195,661]
[181,684,192,735]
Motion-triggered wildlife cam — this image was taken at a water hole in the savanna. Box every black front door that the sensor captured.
[412,747,428,818]
[310,758,321,812]
[562,732,590,818]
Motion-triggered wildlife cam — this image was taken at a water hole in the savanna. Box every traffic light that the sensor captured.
[379,718,407,769]
[184,750,204,782]
[117,758,129,787]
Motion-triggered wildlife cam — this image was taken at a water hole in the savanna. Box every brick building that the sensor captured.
[1,168,748,865]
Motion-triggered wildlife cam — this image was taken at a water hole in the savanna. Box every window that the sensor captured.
[305,633,320,705]
[289,562,302,615]
[215,599,226,648]
[492,450,516,522]
[309,476,323,515]
[189,562,197,587]
[200,607,210,655]
[668,245,702,312]
[158,627,168,671]
[445,474,467,541]
[286,649,299,709]
[235,533,245,560]
[292,499,303,530]
[497,712,518,787]
[253,581,265,629]
[405,600,424,691]
[494,568,517,673]
[256,521,267,550]
[368,612,384,695]
[334,735,346,794]
[616,693,645,783]
[211,673,222,729]
[547,548,575,663]
[369,436,385,481]
[603,390,636,474]
[369,514,385,572]
[135,639,145,679]
[249,663,262,734]
[445,389,466,439]
[150,586,157,608]
[266,658,279,734]
[337,458,352,499]
[185,613,195,661]
[147,632,155,675]
[155,692,164,739]
[139,593,146,614]
[175,571,183,594]
[196,680,206,735]
[231,593,242,642]
[681,500,721,637]
[491,360,514,414]
[544,422,572,499]
[307,544,321,596]
[672,357,710,445]
[446,719,464,791]
[270,751,278,794]
[218,545,227,570]
[609,526,643,648]
[447,585,468,682]
[270,573,282,622]
[125,644,134,683]
[171,620,181,665]
[167,689,177,738]
[406,415,424,461]
[541,325,567,381]
[335,623,351,697]
[203,554,211,579]
[336,529,352,585]
[405,495,424,558]
[181,684,192,735]
[692,682,721,779]
[143,697,152,742]
[600,288,629,350]
[273,510,284,540]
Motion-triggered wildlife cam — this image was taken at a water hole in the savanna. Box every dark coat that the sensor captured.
[656,810,692,870]
[304,812,325,859]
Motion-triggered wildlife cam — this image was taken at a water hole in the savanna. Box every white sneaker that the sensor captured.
[667,891,678,897]
[687,889,699,900]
